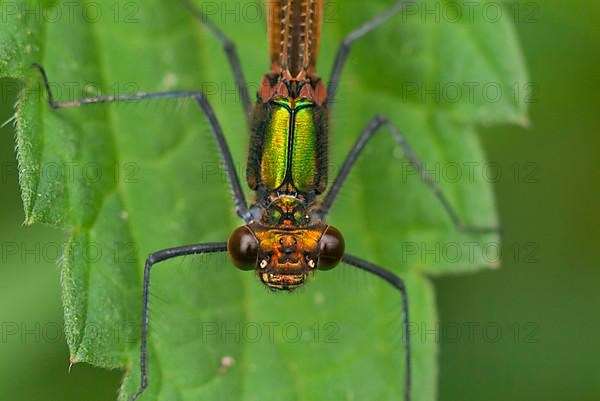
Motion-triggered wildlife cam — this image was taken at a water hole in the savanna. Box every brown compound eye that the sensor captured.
[317,226,345,270]
[227,226,259,270]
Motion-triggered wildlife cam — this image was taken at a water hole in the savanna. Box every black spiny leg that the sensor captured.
[327,0,408,107]
[182,0,252,121]
[342,254,411,401]
[32,63,251,223]
[317,115,501,234]
[129,242,228,401]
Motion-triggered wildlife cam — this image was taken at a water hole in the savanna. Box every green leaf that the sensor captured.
[2,0,527,400]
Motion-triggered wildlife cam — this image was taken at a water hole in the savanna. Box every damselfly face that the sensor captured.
[228,223,344,290]
[227,198,344,291]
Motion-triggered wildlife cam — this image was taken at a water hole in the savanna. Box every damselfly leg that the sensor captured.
[343,254,411,401]
[182,0,252,120]
[327,1,409,107]
[130,242,228,401]
[31,63,250,222]
[317,115,502,234]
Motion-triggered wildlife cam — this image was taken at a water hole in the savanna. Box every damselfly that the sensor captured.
[33,1,498,400]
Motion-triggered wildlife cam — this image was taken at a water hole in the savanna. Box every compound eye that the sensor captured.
[227,226,259,270]
[317,226,345,270]
[269,209,282,224]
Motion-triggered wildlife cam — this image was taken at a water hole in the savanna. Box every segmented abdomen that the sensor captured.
[268,0,323,76]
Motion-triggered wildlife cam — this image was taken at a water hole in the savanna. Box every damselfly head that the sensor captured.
[227,223,345,291]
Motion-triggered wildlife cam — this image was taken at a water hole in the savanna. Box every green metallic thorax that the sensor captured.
[262,97,317,192]
[248,94,328,199]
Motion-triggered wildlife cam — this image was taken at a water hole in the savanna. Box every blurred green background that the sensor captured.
[0,1,598,400]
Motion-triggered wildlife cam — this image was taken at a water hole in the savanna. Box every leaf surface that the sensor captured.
[1,1,527,400]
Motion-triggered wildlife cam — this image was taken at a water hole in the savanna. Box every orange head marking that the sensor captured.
[227,223,345,291]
